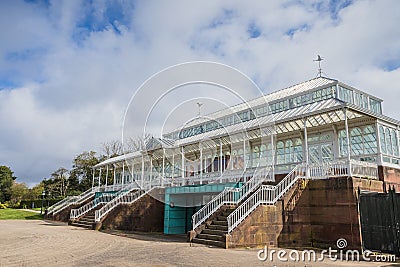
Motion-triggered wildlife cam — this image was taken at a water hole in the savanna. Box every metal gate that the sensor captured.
[359,188,400,256]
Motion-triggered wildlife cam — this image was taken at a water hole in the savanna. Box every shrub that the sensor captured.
[0,203,7,209]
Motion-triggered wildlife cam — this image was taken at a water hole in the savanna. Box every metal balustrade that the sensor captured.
[192,166,273,231]
[70,183,139,220]
[226,160,379,233]
[70,194,115,219]
[48,186,100,215]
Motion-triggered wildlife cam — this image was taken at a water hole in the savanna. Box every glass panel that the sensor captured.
[276,141,285,164]
[351,127,363,155]
[385,128,393,155]
[363,125,377,154]
[338,130,348,157]
[293,138,303,162]
[391,129,399,157]
[309,145,319,164]
[379,126,387,154]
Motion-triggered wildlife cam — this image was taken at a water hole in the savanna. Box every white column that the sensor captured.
[304,118,309,178]
[220,142,223,183]
[141,154,145,188]
[344,109,352,176]
[181,147,185,185]
[243,138,246,170]
[150,156,153,187]
[98,168,102,187]
[105,165,109,187]
[271,133,275,181]
[162,149,165,187]
[172,153,175,181]
[113,164,116,190]
[92,169,95,189]
[122,163,125,186]
[200,145,203,184]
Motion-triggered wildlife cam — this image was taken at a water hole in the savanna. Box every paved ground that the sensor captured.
[0,220,398,267]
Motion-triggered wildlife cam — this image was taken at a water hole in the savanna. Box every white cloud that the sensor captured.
[0,0,399,186]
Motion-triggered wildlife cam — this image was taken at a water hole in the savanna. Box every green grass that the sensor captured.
[0,209,44,220]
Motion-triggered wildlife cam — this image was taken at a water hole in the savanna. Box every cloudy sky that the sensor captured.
[0,0,399,186]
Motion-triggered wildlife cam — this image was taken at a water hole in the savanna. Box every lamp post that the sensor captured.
[45,192,51,215]
[41,191,45,214]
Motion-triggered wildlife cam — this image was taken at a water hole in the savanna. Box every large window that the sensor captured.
[350,127,363,155]
[379,125,399,157]
[340,125,377,157]
[363,126,377,154]
[338,86,354,104]
[276,138,303,164]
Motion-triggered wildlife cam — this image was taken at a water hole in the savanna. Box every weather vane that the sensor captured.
[196,102,203,116]
[313,55,324,77]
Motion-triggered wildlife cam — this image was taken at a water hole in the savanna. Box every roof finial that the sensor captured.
[313,55,324,77]
[196,102,203,116]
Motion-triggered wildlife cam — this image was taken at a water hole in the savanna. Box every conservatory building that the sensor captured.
[49,76,400,251]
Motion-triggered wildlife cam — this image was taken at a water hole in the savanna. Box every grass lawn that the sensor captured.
[0,209,44,220]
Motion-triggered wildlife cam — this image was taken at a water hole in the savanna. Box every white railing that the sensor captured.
[70,194,115,219]
[350,159,378,179]
[70,182,139,219]
[48,186,99,215]
[226,160,379,233]
[192,167,273,231]
[94,189,150,222]
[227,164,305,233]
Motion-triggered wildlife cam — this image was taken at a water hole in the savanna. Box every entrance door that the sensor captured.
[308,132,334,164]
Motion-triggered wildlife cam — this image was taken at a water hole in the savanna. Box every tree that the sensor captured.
[101,140,123,158]
[50,167,69,198]
[9,182,29,207]
[70,151,99,191]
[125,133,152,152]
[0,166,16,203]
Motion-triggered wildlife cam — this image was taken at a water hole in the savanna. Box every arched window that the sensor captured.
[285,140,293,163]
[385,128,393,155]
[391,129,399,157]
[350,127,363,155]
[276,141,284,164]
[363,125,377,154]
[293,138,303,162]
[252,145,260,167]
[379,126,387,154]
[338,130,348,157]
[260,144,267,166]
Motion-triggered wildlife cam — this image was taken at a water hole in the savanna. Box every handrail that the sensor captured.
[49,186,99,215]
[95,187,156,222]
[226,159,379,233]
[192,166,273,231]
[70,194,114,219]
[227,164,305,233]
[70,182,139,219]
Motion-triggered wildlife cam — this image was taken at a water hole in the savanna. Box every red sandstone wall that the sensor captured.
[101,194,164,232]
[379,166,400,192]
[229,177,384,250]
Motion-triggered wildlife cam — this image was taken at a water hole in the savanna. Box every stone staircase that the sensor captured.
[69,205,102,230]
[192,207,235,248]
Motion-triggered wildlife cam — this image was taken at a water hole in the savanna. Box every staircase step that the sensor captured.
[70,222,93,229]
[192,238,226,248]
[202,229,227,236]
[197,233,224,242]
[217,215,228,221]
[207,224,228,231]
[212,220,228,226]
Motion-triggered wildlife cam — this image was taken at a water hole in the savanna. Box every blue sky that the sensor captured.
[0,0,400,186]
